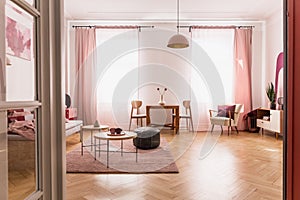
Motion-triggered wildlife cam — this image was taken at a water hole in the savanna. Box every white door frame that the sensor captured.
[0,0,65,199]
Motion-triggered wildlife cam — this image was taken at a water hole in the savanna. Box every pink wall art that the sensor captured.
[6,16,31,61]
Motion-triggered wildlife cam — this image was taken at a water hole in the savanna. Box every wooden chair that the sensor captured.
[129,100,146,131]
[173,100,194,132]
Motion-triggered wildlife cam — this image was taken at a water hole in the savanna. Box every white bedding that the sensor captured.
[65,120,83,136]
[8,120,83,140]
[8,120,35,140]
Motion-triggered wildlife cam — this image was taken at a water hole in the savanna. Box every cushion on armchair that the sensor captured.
[217,105,236,119]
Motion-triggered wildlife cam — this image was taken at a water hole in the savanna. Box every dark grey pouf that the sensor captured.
[133,127,160,149]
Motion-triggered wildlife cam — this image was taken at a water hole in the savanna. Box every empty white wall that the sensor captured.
[264,8,284,107]
[6,55,35,101]
[251,23,264,109]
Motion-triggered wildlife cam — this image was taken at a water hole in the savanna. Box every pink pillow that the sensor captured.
[217,105,236,119]
[7,109,34,122]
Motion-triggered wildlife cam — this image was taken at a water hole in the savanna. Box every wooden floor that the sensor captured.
[8,140,36,200]
[66,130,283,200]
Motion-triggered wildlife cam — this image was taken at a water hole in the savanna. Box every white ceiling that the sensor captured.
[65,0,283,22]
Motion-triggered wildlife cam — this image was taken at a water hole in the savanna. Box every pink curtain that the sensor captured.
[234,28,253,130]
[74,28,97,124]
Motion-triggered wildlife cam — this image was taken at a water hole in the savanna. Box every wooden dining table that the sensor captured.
[146,105,180,133]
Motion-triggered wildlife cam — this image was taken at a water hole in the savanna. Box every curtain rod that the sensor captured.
[72,25,154,30]
[177,25,255,32]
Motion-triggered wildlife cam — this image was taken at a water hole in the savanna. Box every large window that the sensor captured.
[70,26,237,131]
[191,28,235,104]
[92,28,235,130]
[96,29,138,127]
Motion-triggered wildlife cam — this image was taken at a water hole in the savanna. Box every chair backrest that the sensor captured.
[212,103,243,122]
[235,104,243,113]
[131,100,142,109]
[131,100,143,115]
[183,100,190,108]
[183,100,192,115]
[233,104,243,125]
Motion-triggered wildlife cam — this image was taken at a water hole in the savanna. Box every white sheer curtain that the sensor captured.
[74,27,97,124]
[192,29,235,103]
[191,28,235,130]
[96,29,138,128]
[93,27,235,131]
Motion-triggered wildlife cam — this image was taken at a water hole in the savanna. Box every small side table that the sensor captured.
[94,131,137,168]
[80,125,109,155]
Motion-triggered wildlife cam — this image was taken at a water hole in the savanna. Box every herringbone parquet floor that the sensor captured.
[66,130,283,200]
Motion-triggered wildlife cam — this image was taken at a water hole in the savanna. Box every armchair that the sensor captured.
[209,104,243,135]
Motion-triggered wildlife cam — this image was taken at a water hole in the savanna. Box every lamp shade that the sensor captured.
[167,33,189,48]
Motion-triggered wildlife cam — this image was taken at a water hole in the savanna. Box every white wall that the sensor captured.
[263,7,284,107]
[251,23,264,109]
[6,55,35,101]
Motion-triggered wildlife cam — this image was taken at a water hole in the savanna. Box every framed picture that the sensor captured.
[5,4,33,61]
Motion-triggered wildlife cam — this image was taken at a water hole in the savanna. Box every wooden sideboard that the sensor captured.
[256,108,283,139]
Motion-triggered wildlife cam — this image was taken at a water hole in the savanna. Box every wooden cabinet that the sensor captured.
[256,108,283,139]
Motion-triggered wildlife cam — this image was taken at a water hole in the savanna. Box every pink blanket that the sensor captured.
[8,120,35,140]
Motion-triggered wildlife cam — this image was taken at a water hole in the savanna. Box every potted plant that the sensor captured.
[266,82,276,109]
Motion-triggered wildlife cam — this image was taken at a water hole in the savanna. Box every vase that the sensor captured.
[269,102,276,110]
[158,94,166,105]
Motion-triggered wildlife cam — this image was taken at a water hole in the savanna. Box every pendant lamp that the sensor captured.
[167,0,189,48]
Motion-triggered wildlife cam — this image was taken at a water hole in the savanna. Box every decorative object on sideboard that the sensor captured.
[157,87,167,105]
[263,116,270,120]
[94,120,100,127]
[277,96,284,110]
[167,0,189,49]
[266,82,276,109]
